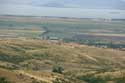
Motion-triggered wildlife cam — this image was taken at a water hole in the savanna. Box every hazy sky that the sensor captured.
[0,0,125,18]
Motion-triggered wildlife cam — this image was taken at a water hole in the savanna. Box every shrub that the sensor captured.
[0,77,11,83]
[78,75,106,83]
[52,66,64,74]
[115,77,125,83]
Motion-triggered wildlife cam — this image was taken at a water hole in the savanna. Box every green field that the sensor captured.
[0,16,125,38]
[0,15,125,49]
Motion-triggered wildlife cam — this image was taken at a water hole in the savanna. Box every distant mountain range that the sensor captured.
[32,0,125,9]
[0,0,125,9]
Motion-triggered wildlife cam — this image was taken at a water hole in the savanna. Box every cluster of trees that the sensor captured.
[78,75,125,83]
[63,38,125,49]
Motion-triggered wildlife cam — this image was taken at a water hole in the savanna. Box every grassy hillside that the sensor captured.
[0,39,125,83]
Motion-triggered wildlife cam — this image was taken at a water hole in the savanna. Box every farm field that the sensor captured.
[0,15,125,49]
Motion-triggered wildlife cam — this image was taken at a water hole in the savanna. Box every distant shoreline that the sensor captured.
[0,14,125,21]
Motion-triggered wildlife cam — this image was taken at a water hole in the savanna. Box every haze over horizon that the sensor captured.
[0,0,125,18]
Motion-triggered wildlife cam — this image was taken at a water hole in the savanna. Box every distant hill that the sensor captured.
[32,0,125,9]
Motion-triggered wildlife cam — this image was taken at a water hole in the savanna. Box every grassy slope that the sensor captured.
[0,68,35,83]
[0,39,125,83]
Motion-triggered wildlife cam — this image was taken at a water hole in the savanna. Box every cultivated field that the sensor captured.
[0,15,125,39]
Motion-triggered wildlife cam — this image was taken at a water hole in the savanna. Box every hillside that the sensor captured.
[0,38,125,83]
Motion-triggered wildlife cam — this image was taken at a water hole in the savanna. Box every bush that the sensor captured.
[115,77,125,83]
[0,77,11,83]
[52,66,64,74]
[78,75,106,83]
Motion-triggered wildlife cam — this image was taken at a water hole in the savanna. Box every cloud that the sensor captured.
[121,0,125,1]
[0,0,35,5]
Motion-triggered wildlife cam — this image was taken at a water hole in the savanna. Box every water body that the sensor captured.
[0,5,125,19]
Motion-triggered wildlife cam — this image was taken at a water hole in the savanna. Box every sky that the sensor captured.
[0,0,125,18]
